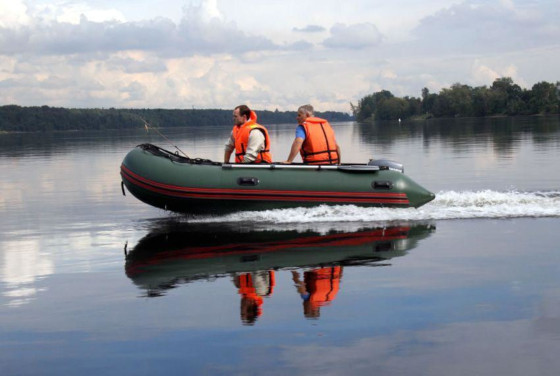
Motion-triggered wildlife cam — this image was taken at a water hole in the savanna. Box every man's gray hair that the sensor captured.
[298,104,314,116]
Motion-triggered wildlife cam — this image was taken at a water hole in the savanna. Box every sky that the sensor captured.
[0,0,559,112]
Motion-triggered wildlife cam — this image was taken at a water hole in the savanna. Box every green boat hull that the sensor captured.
[120,144,435,214]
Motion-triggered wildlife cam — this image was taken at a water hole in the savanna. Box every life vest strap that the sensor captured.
[302,149,339,157]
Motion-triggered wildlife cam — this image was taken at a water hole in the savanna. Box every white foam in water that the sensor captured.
[189,190,560,224]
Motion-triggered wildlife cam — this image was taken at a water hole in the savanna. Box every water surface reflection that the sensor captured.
[125,222,435,324]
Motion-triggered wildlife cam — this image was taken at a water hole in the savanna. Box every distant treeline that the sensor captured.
[0,106,353,132]
[353,77,560,121]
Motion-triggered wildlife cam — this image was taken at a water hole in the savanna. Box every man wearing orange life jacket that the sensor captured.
[234,271,275,325]
[224,105,272,164]
[283,104,341,165]
[292,266,343,318]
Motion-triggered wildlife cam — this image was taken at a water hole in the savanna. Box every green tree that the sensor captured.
[529,81,559,114]
[421,87,437,116]
[355,90,394,121]
[403,96,422,118]
[488,77,525,115]
[446,83,474,117]
[354,77,559,123]
[375,97,408,120]
[472,86,491,116]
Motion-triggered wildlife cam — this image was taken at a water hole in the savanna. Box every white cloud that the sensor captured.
[293,25,326,33]
[0,0,559,112]
[411,0,560,54]
[188,0,223,22]
[0,1,279,57]
[323,23,384,49]
[105,53,167,74]
[44,2,126,24]
[0,0,31,28]
[381,69,398,79]
[471,61,501,85]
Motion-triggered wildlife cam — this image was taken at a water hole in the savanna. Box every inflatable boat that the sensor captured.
[120,143,435,214]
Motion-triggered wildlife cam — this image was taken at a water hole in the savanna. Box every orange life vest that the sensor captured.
[300,117,339,164]
[237,271,275,297]
[305,266,342,308]
[232,111,272,163]
[236,271,275,320]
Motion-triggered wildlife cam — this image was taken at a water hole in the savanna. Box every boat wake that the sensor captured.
[188,190,560,224]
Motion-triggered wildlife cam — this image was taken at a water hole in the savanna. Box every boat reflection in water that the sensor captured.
[125,222,435,324]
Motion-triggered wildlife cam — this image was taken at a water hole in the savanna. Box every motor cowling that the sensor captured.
[367,159,404,173]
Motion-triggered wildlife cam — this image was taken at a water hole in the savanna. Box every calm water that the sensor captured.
[1,116,560,375]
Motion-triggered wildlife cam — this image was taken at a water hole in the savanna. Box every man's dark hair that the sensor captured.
[235,104,251,119]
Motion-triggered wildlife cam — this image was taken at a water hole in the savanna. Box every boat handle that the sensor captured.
[372,181,393,190]
[237,177,260,186]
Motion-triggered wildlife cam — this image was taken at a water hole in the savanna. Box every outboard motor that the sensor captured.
[367,159,404,173]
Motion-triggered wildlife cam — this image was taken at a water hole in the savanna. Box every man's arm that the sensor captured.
[224,133,235,163]
[283,138,304,164]
[336,143,341,164]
